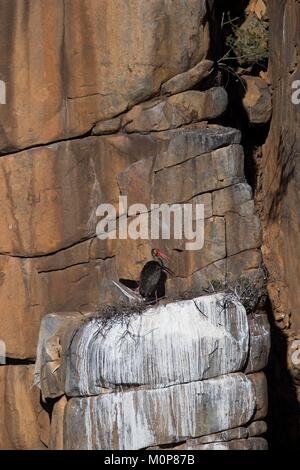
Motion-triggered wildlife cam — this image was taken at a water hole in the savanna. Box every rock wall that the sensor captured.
[34,295,269,450]
[257,0,300,447]
[0,0,270,449]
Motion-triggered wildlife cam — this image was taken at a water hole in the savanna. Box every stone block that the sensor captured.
[63,373,256,450]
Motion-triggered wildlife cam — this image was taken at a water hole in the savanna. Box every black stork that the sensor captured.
[139,248,175,302]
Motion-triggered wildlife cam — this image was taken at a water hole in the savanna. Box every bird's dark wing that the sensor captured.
[139,261,162,298]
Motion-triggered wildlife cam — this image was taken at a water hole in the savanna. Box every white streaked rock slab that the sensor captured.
[64,294,249,396]
[63,373,256,450]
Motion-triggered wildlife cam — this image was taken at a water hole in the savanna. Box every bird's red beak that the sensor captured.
[156,249,170,261]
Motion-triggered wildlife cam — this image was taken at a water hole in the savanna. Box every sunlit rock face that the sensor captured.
[64,294,249,395]
[34,294,270,450]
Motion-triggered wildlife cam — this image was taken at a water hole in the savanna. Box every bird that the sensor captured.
[139,248,175,303]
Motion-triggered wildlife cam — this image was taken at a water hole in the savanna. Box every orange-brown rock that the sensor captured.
[242,76,272,124]
[226,250,262,280]
[49,396,67,450]
[259,1,300,334]
[161,60,214,96]
[153,144,244,204]
[92,117,121,136]
[123,88,228,133]
[0,135,156,257]
[0,365,47,449]
[0,0,209,153]
[257,0,300,447]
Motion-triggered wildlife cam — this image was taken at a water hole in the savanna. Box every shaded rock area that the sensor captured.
[255,0,300,448]
[242,76,272,124]
[33,294,269,450]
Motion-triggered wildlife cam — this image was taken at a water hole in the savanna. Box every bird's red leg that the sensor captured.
[155,290,158,303]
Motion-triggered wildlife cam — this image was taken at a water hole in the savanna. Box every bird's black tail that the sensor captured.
[162,266,176,277]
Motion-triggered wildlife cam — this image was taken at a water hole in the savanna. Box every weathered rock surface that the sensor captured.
[184,437,268,450]
[153,144,245,204]
[225,210,261,257]
[188,426,249,445]
[161,60,214,95]
[153,126,241,171]
[0,0,209,153]
[0,126,259,359]
[0,0,272,452]
[212,183,253,215]
[245,313,271,374]
[248,372,268,420]
[149,420,268,449]
[49,396,68,450]
[123,88,228,133]
[259,0,300,335]
[92,117,121,135]
[257,1,300,446]
[242,76,272,124]
[0,365,47,449]
[0,135,145,257]
[34,311,85,399]
[63,294,248,396]
[63,373,256,450]
[247,420,268,437]
[226,249,262,280]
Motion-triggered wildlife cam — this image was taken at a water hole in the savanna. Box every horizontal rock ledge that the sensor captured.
[63,372,256,450]
[64,294,249,396]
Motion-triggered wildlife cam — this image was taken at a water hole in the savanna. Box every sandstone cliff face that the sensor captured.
[34,295,269,450]
[257,0,300,447]
[259,0,300,335]
[0,0,208,153]
[0,0,271,450]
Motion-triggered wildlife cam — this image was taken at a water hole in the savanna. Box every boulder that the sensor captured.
[242,76,272,124]
[161,60,214,95]
[63,373,256,450]
[63,294,248,396]
[123,88,228,133]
